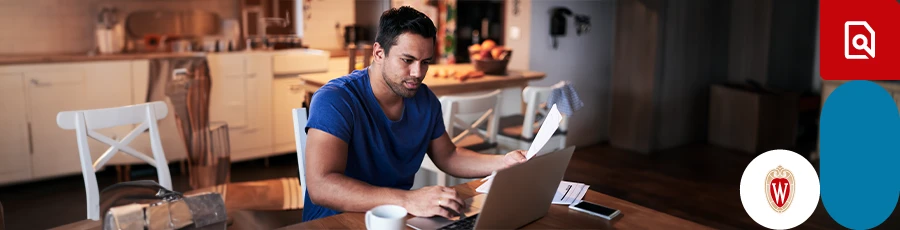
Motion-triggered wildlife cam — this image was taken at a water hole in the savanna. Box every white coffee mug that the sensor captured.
[365,205,407,230]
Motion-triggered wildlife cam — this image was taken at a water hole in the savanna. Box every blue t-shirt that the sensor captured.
[302,68,446,222]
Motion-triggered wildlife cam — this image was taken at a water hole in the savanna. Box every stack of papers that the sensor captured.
[552,181,590,205]
[475,104,563,194]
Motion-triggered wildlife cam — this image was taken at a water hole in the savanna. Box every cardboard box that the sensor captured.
[708,83,799,154]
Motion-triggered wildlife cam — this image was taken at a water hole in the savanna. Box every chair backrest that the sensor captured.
[522,85,570,139]
[347,44,373,73]
[291,108,309,202]
[438,90,502,145]
[56,101,173,220]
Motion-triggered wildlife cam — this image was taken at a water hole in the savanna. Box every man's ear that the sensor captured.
[373,42,385,63]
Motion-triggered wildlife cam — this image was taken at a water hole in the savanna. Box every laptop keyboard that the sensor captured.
[438,214,480,230]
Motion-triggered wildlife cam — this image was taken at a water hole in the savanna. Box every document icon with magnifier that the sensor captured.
[845,21,875,59]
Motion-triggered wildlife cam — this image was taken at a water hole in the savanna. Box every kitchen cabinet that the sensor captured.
[271,57,345,153]
[0,73,32,184]
[272,75,305,153]
[26,68,90,179]
[208,53,274,161]
[24,61,134,179]
[0,49,328,185]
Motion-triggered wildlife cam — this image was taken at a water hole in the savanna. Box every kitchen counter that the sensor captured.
[0,52,207,65]
[0,48,332,66]
[300,63,547,96]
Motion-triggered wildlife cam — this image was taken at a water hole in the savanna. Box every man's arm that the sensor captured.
[426,132,526,178]
[305,128,466,217]
[304,128,406,212]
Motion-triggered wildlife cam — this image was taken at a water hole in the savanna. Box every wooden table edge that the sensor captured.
[280,180,712,230]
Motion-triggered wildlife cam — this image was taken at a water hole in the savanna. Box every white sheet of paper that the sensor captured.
[551,181,590,205]
[525,104,562,159]
[475,105,564,193]
[475,171,495,193]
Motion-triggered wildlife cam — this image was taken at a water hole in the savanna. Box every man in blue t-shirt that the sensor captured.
[302,6,527,222]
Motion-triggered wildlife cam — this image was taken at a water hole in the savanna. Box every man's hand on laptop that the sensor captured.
[403,186,466,218]
[499,150,527,169]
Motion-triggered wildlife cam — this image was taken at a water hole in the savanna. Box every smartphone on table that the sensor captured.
[568,200,621,220]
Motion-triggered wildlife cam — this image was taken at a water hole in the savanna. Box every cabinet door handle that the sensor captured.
[30,79,53,86]
[290,84,303,91]
[27,122,33,155]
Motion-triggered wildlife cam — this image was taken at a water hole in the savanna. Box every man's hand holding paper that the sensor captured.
[477,104,564,193]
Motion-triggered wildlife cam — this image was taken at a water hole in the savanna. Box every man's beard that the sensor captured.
[382,69,418,98]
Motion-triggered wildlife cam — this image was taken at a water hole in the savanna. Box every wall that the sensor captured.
[301,0,356,51]
[812,16,821,93]
[504,0,531,70]
[354,0,391,43]
[653,0,730,150]
[0,0,239,55]
[726,0,818,93]
[765,0,818,92]
[528,0,617,147]
[726,0,772,86]
[608,0,663,153]
[609,0,731,153]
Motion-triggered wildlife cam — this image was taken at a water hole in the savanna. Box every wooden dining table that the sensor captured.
[277,180,712,229]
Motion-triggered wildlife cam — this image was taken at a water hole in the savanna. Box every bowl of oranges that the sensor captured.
[469,40,512,75]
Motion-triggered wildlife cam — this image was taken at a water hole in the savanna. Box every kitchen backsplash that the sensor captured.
[0,0,357,55]
[0,0,240,55]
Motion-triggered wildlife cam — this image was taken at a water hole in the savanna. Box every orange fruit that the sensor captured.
[469,44,482,53]
[481,40,496,51]
[491,47,505,59]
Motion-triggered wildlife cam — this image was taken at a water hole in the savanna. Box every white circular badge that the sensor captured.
[740,149,820,229]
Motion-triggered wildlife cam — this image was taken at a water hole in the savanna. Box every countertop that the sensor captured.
[0,52,208,65]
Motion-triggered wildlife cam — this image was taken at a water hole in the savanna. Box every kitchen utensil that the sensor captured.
[97,7,119,29]
[96,23,125,54]
[170,39,193,53]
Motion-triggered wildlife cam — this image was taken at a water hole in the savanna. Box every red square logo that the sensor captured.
[820,0,900,80]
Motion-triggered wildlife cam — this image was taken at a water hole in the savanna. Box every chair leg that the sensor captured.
[180,160,187,175]
[124,165,131,182]
[116,165,123,183]
[116,165,132,182]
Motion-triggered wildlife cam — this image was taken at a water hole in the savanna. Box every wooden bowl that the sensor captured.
[473,50,512,75]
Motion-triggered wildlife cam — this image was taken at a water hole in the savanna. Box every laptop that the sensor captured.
[407,146,576,230]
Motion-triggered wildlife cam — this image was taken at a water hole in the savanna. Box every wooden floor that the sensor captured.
[4,144,900,229]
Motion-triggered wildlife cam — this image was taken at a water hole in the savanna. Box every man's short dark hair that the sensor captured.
[375,6,437,56]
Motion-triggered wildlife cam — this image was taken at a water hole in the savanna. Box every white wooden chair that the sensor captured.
[494,85,569,155]
[421,89,502,186]
[291,108,309,207]
[56,101,173,220]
